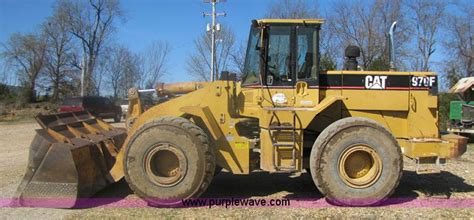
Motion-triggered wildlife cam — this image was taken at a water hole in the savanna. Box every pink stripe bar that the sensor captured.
[1,198,473,209]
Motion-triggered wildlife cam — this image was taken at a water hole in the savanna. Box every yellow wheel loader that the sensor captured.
[15,19,468,207]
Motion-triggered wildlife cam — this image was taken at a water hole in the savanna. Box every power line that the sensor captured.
[203,0,226,82]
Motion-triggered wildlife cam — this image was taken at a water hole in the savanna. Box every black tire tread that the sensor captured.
[310,117,403,206]
[123,116,216,205]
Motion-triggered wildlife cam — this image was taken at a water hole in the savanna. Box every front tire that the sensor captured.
[310,117,403,206]
[124,116,216,207]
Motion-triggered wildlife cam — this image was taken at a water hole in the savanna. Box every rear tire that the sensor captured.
[124,116,216,207]
[310,117,403,206]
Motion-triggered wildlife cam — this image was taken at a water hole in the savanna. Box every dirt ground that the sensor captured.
[0,121,472,219]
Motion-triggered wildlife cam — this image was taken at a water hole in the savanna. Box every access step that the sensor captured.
[272,143,295,147]
[269,125,294,130]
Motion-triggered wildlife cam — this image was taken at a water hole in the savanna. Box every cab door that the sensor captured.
[260,25,295,108]
[258,25,299,171]
[294,25,320,107]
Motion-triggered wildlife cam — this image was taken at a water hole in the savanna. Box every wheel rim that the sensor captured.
[144,143,187,187]
[338,145,382,189]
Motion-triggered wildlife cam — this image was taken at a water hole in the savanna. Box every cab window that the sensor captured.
[266,26,292,85]
[296,26,318,81]
[242,27,262,86]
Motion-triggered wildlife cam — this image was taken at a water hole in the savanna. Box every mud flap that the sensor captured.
[13,111,127,208]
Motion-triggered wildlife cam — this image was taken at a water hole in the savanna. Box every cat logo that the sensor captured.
[365,75,388,90]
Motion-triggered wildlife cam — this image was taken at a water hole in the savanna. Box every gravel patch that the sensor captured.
[0,121,472,219]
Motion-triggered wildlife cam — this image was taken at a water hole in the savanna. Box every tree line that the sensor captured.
[187,0,473,91]
[1,0,473,104]
[1,0,169,103]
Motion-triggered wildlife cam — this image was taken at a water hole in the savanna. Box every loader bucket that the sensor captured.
[13,111,127,208]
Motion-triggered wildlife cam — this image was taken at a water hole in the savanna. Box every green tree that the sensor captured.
[438,93,457,130]
[320,54,337,71]
[368,56,390,71]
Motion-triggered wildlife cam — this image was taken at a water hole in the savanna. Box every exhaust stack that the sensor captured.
[389,21,398,71]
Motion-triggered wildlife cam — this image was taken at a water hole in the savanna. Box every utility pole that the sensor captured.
[203,0,226,81]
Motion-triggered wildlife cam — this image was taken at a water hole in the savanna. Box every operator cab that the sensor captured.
[241,19,324,88]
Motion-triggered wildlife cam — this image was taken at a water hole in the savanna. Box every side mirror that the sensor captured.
[255,35,261,51]
[255,28,264,51]
[251,20,258,28]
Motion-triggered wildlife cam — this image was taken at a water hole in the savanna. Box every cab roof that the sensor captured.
[257,19,325,26]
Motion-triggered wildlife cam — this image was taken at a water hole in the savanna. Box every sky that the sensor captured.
[0,0,332,86]
[0,0,461,90]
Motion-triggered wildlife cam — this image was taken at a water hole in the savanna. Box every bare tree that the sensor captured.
[120,52,141,99]
[408,0,446,71]
[42,12,76,101]
[188,0,320,82]
[93,49,109,95]
[55,0,124,95]
[379,0,410,70]
[0,61,14,85]
[1,33,47,102]
[186,26,236,81]
[443,1,473,79]
[140,41,170,89]
[106,46,124,99]
[106,45,141,99]
[265,0,318,19]
[229,41,246,78]
[328,0,406,70]
[318,17,340,70]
